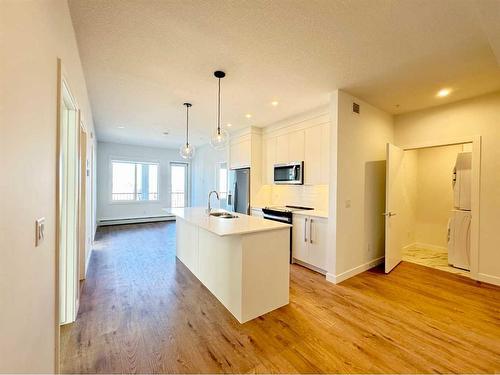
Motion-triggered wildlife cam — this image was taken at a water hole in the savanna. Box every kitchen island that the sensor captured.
[167,207,291,323]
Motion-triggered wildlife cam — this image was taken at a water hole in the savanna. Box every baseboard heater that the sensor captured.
[98,215,176,226]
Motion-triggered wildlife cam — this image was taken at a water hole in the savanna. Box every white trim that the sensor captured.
[396,135,481,282]
[399,136,475,150]
[403,242,417,251]
[229,125,262,139]
[476,272,500,287]
[293,259,327,275]
[326,256,384,284]
[261,105,329,135]
[98,215,176,226]
[413,242,447,252]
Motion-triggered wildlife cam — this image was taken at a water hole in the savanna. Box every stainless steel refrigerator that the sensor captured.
[227,168,250,215]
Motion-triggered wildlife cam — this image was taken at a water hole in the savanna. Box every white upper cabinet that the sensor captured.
[320,123,330,184]
[289,130,305,162]
[230,138,251,169]
[261,117,330,186]
[263,137,276,184]
[275,134,289,164]
[274,131,304,164]
[304,125,322,185]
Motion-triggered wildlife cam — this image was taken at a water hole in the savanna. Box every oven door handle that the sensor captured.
[263,213,291,223]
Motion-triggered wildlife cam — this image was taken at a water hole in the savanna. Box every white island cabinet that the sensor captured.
[167,207,291,323]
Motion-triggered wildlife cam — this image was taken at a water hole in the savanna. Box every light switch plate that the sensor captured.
[35,217,45,247]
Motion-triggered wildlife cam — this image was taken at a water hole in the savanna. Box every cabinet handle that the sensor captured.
[304,218,308,242]
[310,219,313,244]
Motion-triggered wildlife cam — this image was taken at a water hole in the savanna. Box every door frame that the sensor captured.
[78,121,87,281]
[396,135,481,280]
[55,59,81,372]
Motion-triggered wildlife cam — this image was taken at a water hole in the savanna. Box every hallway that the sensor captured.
[61,222,500,373]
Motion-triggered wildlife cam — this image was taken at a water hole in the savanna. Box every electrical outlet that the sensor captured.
[35,217,45,247]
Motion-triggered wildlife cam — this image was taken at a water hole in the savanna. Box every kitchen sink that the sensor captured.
[210,212,238,219]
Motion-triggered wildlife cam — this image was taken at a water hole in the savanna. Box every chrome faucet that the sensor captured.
[207,190,220,214]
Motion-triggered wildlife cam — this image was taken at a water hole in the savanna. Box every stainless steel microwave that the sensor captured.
[273,161,304,184]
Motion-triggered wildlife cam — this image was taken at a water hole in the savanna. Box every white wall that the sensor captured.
[191,143,228,207]
[0,0,96,372]
[328,90,394,282]
[394,91,500,285]
[269,185,329,210]
[414,145,463,249]
[97,142,190,221]
[400,149,419,248]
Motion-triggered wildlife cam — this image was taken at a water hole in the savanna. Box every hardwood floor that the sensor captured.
[61,222,500,373]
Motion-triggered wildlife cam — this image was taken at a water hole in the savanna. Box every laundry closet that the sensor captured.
[399,143,472,276]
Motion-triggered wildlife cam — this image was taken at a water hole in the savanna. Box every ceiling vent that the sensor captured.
[352,102,360,114]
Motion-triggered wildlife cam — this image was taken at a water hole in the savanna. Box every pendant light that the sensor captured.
[179,102,195,159]
[210,70,229,150]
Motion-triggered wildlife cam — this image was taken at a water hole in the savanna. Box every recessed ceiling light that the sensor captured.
[117,126,125,129]
[436,88,451,97]
[245,113,252,119]
[271,101,279,107]
[226,123,232,127]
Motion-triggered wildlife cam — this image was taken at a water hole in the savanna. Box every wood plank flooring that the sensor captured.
[61,222,500,373]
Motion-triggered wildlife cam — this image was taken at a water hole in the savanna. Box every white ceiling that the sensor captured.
[69,0,500,149]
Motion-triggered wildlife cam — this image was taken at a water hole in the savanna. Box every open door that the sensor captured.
[385,143,405,273]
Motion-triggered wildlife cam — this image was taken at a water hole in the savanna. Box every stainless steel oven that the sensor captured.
[273,161,304,185]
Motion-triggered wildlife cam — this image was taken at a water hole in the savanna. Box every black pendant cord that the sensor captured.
[186,104,189,147]
[217,77,221,135]
[183,102,192,148]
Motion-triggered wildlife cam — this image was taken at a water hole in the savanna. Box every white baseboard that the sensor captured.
[403,243,417,250]
[476,272,500,287]
[292,258,327,275]
[414,242,447,252]
[98,215,176,226]
[326,256,384,284]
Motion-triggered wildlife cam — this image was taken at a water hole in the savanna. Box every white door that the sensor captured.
[292,216,308,262]
[308,217,328,270]
[385,143,406,273]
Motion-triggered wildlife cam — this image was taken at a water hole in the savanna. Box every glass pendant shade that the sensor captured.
[179,143,195,159]
[179,102,194,159]
[210,129,228,150]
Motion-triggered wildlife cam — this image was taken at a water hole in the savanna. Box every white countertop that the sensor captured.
[293,209,329,218]
[164,207,291,236]
[251,206,329,219]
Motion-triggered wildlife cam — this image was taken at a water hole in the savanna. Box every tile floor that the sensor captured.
[402,246,470,277]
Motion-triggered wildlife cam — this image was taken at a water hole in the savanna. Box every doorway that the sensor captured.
[385,137,480,280]
[170,162,189,208]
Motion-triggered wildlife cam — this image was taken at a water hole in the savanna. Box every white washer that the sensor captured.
[448,209,471,270]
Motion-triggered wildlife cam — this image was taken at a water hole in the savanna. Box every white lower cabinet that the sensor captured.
[251,208,264,218]
[292,215,328,272]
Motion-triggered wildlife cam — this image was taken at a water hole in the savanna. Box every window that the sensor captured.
[217,162,228,199]
[111,161,159,201]
[170,162,188,208]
